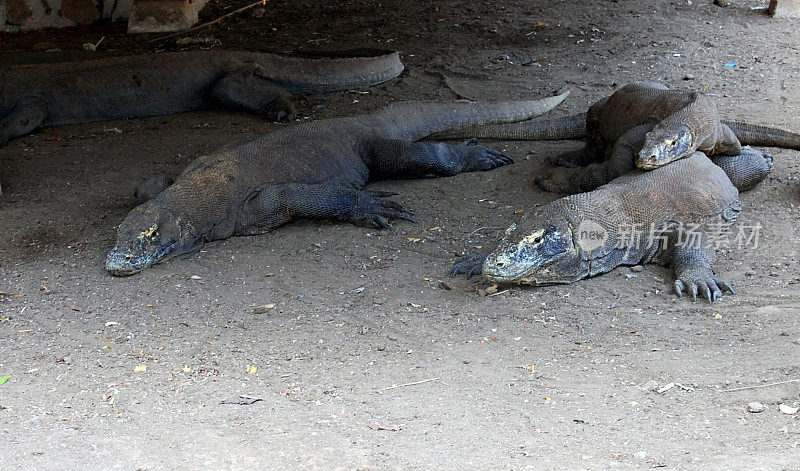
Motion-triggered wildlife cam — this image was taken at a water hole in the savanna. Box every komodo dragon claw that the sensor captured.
[674,274,734,303]
[351,189,416,229]
[450,253,489,278]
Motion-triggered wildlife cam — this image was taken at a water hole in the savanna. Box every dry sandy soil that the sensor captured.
[1,0,800,469]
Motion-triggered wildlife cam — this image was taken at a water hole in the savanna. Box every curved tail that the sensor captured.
[259,51,405,94]
[723,121,800,150]
[431,112,587,141]
[369,92,571,141]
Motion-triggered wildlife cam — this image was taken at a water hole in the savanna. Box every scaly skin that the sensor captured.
[437,82,799,193]
[106,93,569,276]
[452,149,772,302]
[0,50,405,146]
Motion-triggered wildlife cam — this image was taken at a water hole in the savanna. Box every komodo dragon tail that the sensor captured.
[369,92,571,141]
[722,121,800,150]
[265,51,405,94]
[429,112,587,141]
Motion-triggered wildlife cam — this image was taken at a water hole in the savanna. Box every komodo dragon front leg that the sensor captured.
[236,184,415,232]
[233,138,512,232]
[535,124,649,193]
[210,63,297,121]
[670,230,736,303]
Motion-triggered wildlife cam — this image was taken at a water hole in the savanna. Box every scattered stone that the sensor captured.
[253,304,275,314]
[683,74,695,81]
[747,401,766,413]
[630,265,645,272]
[190,275,202,280]
[643,380,660,391]
[713,0,730,7]
[779,404,799,414]
[642,379,658,391]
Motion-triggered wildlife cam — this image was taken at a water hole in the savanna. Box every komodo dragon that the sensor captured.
[0,49,405,146]
[105,92,569,276]
[435,82,800,193]
[451,148,772,302]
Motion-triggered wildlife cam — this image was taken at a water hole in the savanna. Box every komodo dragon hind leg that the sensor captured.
[210,63,297,122]
[711,146,772,192]
[0,97,49,147]
[363,137,514,179]
[235,183,416,233]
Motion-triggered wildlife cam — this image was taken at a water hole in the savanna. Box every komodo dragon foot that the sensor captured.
[674,265,735,303]
[342,189,416,229]
[457,138,514,172]
[450,253,490,278]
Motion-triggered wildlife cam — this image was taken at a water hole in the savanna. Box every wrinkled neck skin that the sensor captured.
[105,202,202,276]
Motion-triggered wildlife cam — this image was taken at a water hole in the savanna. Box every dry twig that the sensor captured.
[380,377,440,392]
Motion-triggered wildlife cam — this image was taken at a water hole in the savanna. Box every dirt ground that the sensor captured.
[1,0,800,469]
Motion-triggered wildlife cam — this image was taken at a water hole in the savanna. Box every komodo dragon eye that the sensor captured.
[523,229,546,246]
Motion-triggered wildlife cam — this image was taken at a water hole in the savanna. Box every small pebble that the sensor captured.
[643,380,660,391]
[253,304,275,314]
[631,265,645,272]
[747,401,766,413]
[683,74,695,80]
[190,275,201,280]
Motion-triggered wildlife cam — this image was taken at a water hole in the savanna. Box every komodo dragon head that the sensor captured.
[482,208,593,285]
[106,203,200,276]
[636,123,694,170]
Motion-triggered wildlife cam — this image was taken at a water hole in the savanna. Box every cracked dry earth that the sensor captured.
[1,0,799,469]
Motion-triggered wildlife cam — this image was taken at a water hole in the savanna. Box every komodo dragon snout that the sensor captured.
[106,205,199,276]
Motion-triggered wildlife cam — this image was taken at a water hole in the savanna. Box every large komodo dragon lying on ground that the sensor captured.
[0,49,405,147]
[105,93,569,276]
[452,148,772,302]
[436,81,799,193]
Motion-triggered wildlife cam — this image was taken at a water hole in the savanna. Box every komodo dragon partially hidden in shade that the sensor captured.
[0,49,405,147]
[105,92,569,276]
[451,148,772,303]
[435,82,800,193]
